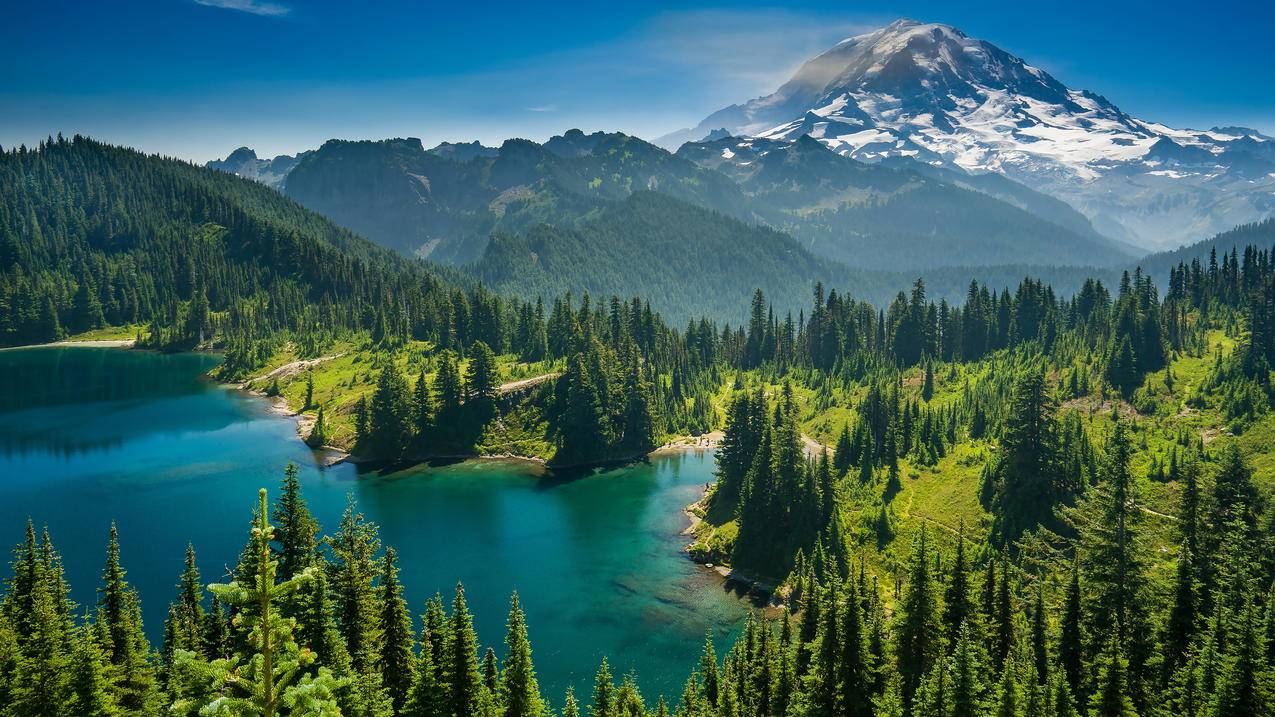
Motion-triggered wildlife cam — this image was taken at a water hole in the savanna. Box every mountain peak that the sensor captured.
[659,19,1275,251]
[223,146,258,163]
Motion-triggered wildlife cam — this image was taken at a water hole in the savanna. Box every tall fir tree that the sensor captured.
[378,547,416,713]
[499,592,545,717]
[326,496,383,675]
[447,584,483,717]
[272,463,320,581]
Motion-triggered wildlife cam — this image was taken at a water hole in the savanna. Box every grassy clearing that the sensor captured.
[64,325,145,342]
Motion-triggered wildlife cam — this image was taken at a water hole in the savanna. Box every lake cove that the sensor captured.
[0,346,756,702]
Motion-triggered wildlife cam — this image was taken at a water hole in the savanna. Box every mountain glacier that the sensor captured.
[659,19,1275,251]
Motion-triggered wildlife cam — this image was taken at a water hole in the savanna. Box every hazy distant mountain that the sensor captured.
[428,140,499,162]
[280,132,753,264]
[266,128,1130,271]
[207,147,308,188]
[660,18,1275,251]
[675,133,1132,269]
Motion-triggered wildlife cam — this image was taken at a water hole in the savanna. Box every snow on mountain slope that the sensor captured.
[660,18,1275,251]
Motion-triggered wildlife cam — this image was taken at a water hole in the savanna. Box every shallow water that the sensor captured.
[0,346,754,703]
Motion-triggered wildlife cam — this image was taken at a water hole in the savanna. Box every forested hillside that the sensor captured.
[1137,219,1275,283]
[467,192,842,323]
[281,132,754,264]
[4,135,1275,717]
[0,134,456,351]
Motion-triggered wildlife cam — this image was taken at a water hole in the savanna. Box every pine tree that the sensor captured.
[619,354,656,453]
[992,369,1064,544]
[1166,656,1204,717]
[590,657,615,717]
[833,424,854,475]
[422,595,449,690]
[447,584,483,717]
[326,495,382,674]
[482,647,498,694]
[1059,560,1083,696]
[993,660,1021,717]
[1049,668,1080,717]
[368,363,411,458]
[795,575,821,677]
[73,276,106,332]
[1088,639,1137,717]
[499,592,545,717]
[167,544,206,659]
[40,295,63,342]
[292,568,349,676]
[915,656,950,717]
[1210,600,1270,717]
[839,579,872,717]
[1031,585,1047,685]
[804,585,841,717]
[699,631,719,708]
[172,489,344,717]
[464,340,499,417]
[897,525,943,709]
[1164,544,1198,680]
[950,622,989,717]
[434,352,463,418]
[204,595,230,661]
[96,523,159,714]
[69,625,120,717]
[8,546,70,716]
[876,669,906,717]
[406,625,445,717]
[1211,444,1258,535]
[308,405,329,449]
[378,547,416,713]
[563,686,580,717]
[559,351,607,465]
[943,524,974,649]
[273,463,320,581]
[615,673,646,717]
[1071,419,1152,711]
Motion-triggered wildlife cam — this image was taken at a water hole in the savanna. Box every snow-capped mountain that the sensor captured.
[659,19,1275,251]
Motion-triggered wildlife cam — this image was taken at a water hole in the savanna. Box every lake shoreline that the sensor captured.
[5,336,727,473]
[680,475,781,605]
[237,370,724,473]
[0,338,138,352]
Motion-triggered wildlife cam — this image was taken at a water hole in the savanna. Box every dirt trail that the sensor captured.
[1139,505,1177,521]
[801,434,832,458]
[497,372,559,395]
[247,353,345,385]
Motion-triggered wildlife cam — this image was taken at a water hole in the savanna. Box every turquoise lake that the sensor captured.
[0,346,757,704]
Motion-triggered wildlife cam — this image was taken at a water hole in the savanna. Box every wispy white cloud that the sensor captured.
[633,9,884,95]
[525,105,558,113]
[193,0,290,17]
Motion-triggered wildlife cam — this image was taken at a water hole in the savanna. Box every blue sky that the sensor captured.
[2,0,1271,162]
